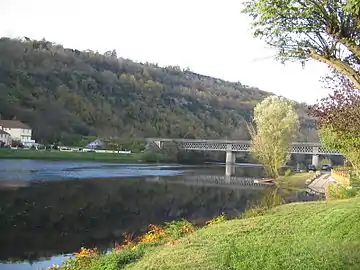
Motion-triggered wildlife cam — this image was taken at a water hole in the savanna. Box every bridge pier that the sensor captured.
[312,154,319,168]
[226,150,236,165]
[225,150,236,176]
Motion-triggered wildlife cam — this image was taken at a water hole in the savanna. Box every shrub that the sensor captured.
[87,244,155,270]
[55,220,199,269]
[284,168,293,177]
[164,220,195,239]
[325,183,358,200]
[139,224,167,243]
[62,247,100,270]
[206,214,227,226]
[320,158,332,166]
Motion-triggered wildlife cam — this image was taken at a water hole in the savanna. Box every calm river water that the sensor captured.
[0,159,308,270]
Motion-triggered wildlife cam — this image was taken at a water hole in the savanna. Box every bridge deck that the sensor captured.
[147,138,341,155]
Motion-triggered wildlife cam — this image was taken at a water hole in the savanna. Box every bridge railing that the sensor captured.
[146,138,341,155]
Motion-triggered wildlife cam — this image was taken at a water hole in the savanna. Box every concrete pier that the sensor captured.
[312,154,319,168]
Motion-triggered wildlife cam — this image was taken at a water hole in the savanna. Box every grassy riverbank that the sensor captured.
[277,171,315,190]
[0,149,142,163]
[56,197,360,270]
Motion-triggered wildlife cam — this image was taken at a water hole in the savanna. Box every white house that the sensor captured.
[0,129,10,146]
[87,139,105,149]
[0,120,35,146]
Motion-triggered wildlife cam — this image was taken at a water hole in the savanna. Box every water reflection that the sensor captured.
[0,175,270,264]
[226,164,235,176]
[0,159,280,269]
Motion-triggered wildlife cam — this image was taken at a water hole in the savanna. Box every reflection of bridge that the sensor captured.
[145,175,272,189]
[146,138,342,171]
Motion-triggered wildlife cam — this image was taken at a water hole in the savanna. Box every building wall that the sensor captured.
[1,127,32,143]
[0,133,10,145]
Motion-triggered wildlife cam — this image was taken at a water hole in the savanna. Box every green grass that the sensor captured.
[124,197,360,270]
[0,149,142,163]
[276,172,315,190]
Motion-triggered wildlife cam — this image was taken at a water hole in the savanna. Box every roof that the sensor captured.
[87,139,104,148]
[0,129,10,136]
[0,120,31,129]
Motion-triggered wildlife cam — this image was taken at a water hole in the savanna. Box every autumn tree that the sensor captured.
[249,96,299,178]
[309,72,360,174]
[242,0,360,89]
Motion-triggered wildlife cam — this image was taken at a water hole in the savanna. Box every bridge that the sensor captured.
[146,138,342,169]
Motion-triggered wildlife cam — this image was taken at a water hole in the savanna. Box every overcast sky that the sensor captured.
[1,0,332,104]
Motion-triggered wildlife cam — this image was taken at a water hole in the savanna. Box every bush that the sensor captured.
[61,247,100,270]
[88,243,155,270]
[164,220,195,239]
[140,220,195,244]
[284,168,293,177]
[325,183,358,200]
[320,158,332,166]
[59,243,160,270]
[54,220,199,269]
[206,214,227,226]
[139,224,167,243]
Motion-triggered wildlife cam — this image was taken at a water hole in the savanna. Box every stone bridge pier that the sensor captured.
[311,147,320,168]
[225,146,236,165]
[225,145,236,176]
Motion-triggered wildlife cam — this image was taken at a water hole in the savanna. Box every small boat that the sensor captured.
[254,178,275,184]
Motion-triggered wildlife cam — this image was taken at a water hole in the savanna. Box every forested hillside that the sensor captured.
[0,37,318,144]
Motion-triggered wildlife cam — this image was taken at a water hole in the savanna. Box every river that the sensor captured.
[0,159,312,270]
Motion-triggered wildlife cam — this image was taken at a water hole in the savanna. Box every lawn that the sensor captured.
[276,172,315,190]
[57,197,360,270]
[0,148,142,163]
[125,197,360,270]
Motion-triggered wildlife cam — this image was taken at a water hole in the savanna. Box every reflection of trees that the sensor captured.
[0,177,269,262]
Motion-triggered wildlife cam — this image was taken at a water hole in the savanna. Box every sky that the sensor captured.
[0,0,332,104]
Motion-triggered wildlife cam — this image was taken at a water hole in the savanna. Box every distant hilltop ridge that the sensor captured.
[0,37,317,144]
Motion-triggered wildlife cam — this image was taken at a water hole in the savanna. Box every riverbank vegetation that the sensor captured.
[52,197,360,270]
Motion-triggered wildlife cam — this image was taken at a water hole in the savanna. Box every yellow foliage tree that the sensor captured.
[249,96,299,178]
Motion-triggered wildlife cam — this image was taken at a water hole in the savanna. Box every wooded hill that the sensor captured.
[0,37,318,144]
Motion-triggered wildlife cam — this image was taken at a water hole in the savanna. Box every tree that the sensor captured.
[242,0,360,89]
[310,71,360,135]
[11,140,24,148]
[309,72,360,174]
[249,96,299,177]
[0,37,315,145]
[318,126,360,173]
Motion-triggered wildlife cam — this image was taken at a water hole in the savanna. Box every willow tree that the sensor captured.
[242,0,360,89]
[249,96,299,178]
